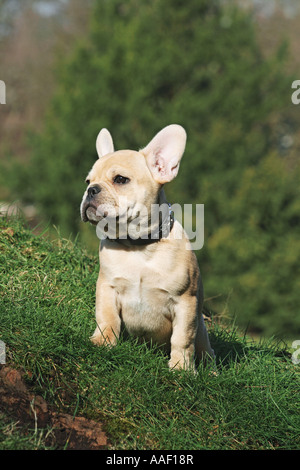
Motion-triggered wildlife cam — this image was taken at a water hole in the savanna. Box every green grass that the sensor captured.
[0,411,55,450]
[0,216,299,450]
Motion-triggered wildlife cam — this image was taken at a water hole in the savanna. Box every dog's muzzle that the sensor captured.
[80,184,102,223]
[87,184,101,200]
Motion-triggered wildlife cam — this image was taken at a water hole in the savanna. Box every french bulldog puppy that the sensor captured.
[80,124,214,370]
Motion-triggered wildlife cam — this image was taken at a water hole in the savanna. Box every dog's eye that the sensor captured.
[85,179,90,185]
[113,175,130,185]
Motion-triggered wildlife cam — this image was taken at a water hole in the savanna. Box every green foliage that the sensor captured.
[22,0,298,337]
[207,154,300,336]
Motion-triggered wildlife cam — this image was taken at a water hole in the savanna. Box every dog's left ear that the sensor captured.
[96,128,114,158]
[141,124,186,184]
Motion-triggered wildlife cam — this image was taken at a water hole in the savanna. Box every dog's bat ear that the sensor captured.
[96,128,114,158]
[141,124,186,184]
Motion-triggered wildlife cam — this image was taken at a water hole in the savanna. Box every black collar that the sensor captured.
[108,203,174,246]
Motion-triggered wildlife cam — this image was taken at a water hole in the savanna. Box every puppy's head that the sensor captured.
[80,124,186,235]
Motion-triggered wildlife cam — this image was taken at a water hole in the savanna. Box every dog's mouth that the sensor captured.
[85,205,100,224]
[81,198,116,225]
[84,204,108,223]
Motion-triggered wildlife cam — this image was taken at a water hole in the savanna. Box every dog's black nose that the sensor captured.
[87,184,101,200]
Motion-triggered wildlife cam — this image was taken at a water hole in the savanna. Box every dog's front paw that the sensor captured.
[90,325,118,347]
[168,351,196,373]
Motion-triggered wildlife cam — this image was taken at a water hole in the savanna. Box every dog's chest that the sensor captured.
[100,245,177,340]
[110,252,172,309]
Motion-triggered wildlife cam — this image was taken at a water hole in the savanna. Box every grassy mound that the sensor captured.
[0,217,299,450]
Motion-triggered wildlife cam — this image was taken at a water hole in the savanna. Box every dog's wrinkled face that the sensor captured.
[80,150,159,226]
[80,125,187,235]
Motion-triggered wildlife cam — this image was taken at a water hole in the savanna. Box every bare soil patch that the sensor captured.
[0,366,107,449]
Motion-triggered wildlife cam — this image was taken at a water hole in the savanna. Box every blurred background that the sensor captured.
[0,0,299,340]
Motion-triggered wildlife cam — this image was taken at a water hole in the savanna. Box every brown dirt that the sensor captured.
[0,366,107,449]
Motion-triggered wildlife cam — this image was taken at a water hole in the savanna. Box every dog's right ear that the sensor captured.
[141,124,186,184]
[96,128,114,158]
